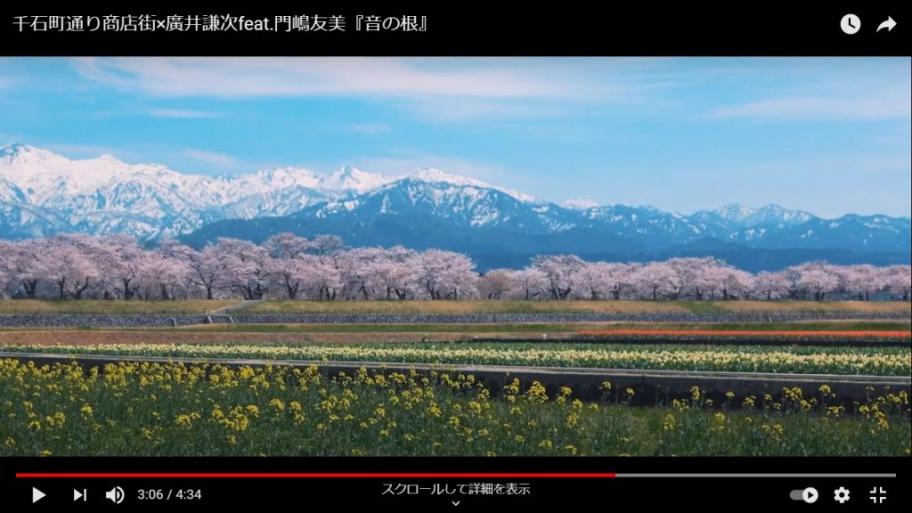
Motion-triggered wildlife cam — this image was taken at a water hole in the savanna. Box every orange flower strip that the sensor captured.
[576,329,911,339]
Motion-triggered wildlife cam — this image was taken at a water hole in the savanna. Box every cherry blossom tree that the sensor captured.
[93,235,151,300]
[185,243,230,300]
[33,236,97,299]
[337,247,389,300]
[263,233,312,260]
[753,271,790,300]
[417,250,478,300]
[311,235,344,256]
[217,238,272,300]
[836,264,885,301]
[0,240,13,298]
[510,267,548,300]
[793,262,840,301]
[2,239,47,298]
[533,255,585,300]
[720,268,755,299]
[603,263,642,300]
[882,265,911,301]
[0,232,907,303]
[633,261,679,300]
[576,262,615,300]
[262,233,315,300]
[265,257,305,300]
[666,257,710,300]
[299,254,343,301]
[478,269,516,300]
[134,246,191,300]
[371,246,420,300]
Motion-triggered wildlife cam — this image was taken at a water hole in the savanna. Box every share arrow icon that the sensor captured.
[877,17,897,32]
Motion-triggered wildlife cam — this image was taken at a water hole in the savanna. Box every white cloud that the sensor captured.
[402,97,566,123]
[350,123,391,135]
[63,58,701,123]
[71,57,594,100]
[181,148,239,168]
[704,65,912,122]
[708,94,911,120]
[145,108,219,119]
[45,143,128,160]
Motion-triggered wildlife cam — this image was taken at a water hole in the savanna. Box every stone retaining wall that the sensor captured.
[1,310,907,327]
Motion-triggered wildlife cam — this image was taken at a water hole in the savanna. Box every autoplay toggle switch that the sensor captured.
[790,487,819,504]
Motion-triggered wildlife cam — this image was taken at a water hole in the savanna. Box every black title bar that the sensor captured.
[0,3,908,56]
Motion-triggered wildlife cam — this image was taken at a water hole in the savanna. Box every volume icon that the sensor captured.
[105,486,125,504]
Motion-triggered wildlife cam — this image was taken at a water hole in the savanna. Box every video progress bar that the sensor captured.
[16,472,897,479]
[616,474,897,478]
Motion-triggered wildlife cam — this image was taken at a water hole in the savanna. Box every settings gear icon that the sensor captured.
[833,487,851,504]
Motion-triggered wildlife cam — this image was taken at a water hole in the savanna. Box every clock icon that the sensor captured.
[840,14,861,35]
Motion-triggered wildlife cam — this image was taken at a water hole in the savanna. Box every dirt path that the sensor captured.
[210,300,264,316]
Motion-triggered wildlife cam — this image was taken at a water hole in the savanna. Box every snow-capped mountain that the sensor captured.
[306,176,570,234]
[2,143,909,270]
[1,144,227,238]
[561,198,601,210]
[0,144,520,239]
[319,165,394,193]
[183,170,911,270]
[692,203,814,229]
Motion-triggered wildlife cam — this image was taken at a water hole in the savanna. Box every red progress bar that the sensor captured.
[17,472,616,479]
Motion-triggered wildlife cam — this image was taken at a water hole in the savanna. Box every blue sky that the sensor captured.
[0,57,909,218]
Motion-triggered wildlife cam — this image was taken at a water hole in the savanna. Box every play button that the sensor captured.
[32,487,46,503]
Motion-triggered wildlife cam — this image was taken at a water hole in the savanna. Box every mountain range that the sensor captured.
[2,143,909,271]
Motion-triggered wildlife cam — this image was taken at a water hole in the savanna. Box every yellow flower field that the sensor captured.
[4,341,907,375]
[0,358,908,456]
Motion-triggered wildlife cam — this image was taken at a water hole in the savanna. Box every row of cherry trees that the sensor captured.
[0,234,909,301]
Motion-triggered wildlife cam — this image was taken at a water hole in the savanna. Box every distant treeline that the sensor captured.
[1,234,909,301]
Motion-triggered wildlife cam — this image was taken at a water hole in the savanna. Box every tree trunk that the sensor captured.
[286,282,299,300]
[22,280,38,298]
[71,278,90,299]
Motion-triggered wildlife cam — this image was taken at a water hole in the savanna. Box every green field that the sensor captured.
[1,358,907,457]
[243,299,912,315]
[0,299,908,316]
[0,299,238,315]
